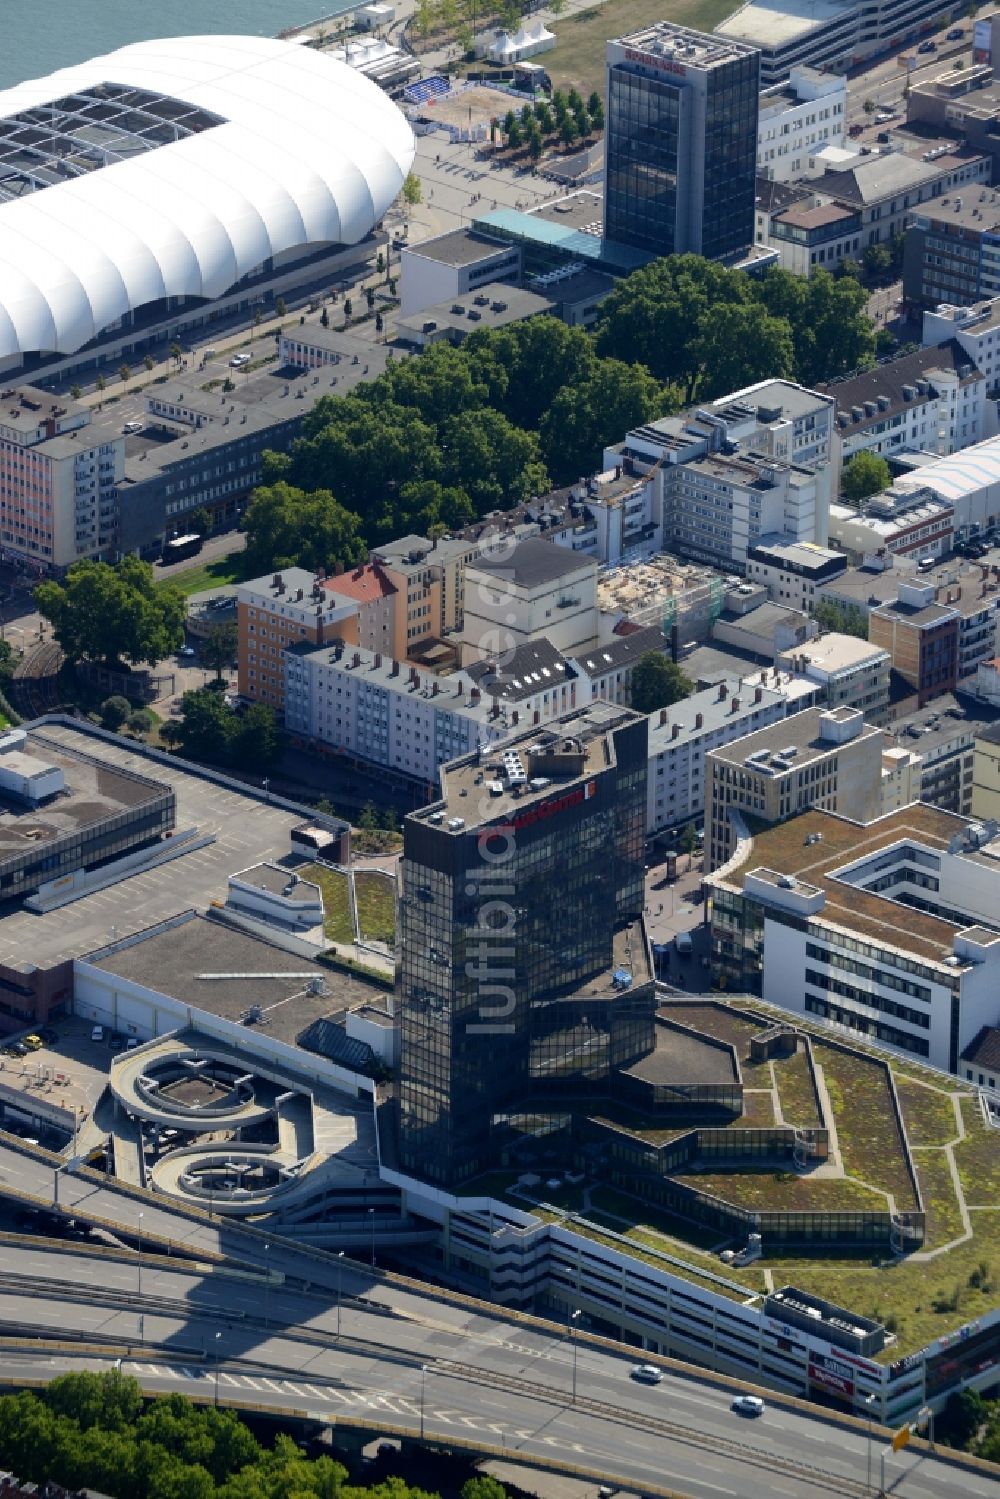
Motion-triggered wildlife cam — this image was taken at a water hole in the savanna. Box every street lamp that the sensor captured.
[571,1308,582,1405]
[863,1392,876,1495]
[420,1363,428,1442]
[337,1250,345,1339]
[263,1241,270,1330]
[369,1207,376,1269]
[214,1330,222,1407]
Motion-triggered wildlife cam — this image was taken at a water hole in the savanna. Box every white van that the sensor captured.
[90,1025,104,1042]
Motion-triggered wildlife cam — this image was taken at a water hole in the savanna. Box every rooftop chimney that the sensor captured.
[391,659,400,676]
[731,697,741,714]
[659,708,668,726]
[695,712,704,729]
[533,709,540,724]
[511,710,519,725]
[374,652,382,669]
[471,686,481,703]
[754,686,763,703]
[671,721,681,740]
[718,683,728,701]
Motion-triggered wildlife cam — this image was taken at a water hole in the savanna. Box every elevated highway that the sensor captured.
[0,1138,995,1499]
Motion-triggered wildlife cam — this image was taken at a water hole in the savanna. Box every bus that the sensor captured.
[162,533,203,564]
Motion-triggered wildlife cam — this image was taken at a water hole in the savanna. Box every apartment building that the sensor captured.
[923,296,1000,401]
[236,568,360,710]
[757,66,846,182]
[0,386,123,570]
[904,191,1000,308]
[613,380,836,571]
[890,696,980,817]
[647,670,817,834]
[777,633,892,722]
[283,641,511,785]
[869,579,960,706]
[820,341,987,466]
[972,717,1000,820]
[705,705,886,869]
[460,537,599,665]
[745,537,847,612]
[371,532,483,649]
[571,626,670,707]
[708,802,1000,1074]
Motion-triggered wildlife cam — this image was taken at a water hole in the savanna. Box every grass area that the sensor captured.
[767,1226,1000,1358]
[662,1001,770,1074]
[896,1076,959,1148]
[954,1095,1000,1205]
[300,862,353,945]
[354,869,396,945]
[545,0,739,100]
[772,1048,822,1131]
[160,550,247,598]
[816,1042,919,1212]
[731,1090,776,1127]
[675,1170,884,1214]
[568,1216,765,1302]
[912,1150,965,1248]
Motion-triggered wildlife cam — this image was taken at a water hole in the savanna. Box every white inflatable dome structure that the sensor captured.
[0,34,415,361]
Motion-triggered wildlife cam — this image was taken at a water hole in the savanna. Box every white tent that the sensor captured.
[509,21,555,58]
[488,30,520,61]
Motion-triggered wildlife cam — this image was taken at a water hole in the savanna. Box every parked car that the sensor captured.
[732,1395,765,1417]
[3,1041,28,1057]
[38,1027,58,1045]
[229,352,251,368]
[947,26,964,39]
[91,1025,104,1043]
[918,38,937,52]
[631,1364,664,1384]
[179,645,196,658]
[22,1035,43,1051]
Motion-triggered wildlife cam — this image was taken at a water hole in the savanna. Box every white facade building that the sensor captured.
[892,434,1000,542]
[460,537,598,665]
[923,298,1000,410]
[777,632,892,722]
[646,671,816,833]
[709,804,1000,1075]
[399,228,522,319]
[757,66,847,182]
[611,379,837,571]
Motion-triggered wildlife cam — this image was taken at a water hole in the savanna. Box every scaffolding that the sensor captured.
[598,554,725,643]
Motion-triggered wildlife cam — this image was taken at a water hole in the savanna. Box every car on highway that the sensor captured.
[631,1364,664,1384]
[229,353,251,368]
[731,1394,765,1416]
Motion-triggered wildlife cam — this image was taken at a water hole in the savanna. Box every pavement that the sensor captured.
[0,1229,990,1499]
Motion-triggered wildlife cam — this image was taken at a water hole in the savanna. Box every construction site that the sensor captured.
[598,554,727,647]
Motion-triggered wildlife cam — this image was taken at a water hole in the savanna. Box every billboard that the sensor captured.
[974,17,992,63]
[808,1354,855,1398]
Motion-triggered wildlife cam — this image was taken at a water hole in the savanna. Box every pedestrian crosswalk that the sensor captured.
[123,1362,419,1417]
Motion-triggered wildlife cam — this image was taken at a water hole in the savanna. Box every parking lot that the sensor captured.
[0,1014,113,1138]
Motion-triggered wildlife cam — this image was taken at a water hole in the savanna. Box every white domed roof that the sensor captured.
[0,34,415,361]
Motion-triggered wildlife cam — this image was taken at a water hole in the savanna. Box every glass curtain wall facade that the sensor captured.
[398,712,651,1185]
[604,26,759,262]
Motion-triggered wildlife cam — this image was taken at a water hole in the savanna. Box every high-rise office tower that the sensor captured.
[397,704,653,1185]
[604,22,760,262]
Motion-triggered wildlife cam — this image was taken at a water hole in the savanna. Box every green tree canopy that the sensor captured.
[842,450,891,505]
[242,481,366,576]
[813,599,869,639]
[689,301,796,401]
[630,652,693,714]
[539,356,671,482]
[35,558,185,668]
[201,622,238,682]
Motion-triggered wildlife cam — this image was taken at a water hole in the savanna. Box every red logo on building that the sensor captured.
[511,780,597,831]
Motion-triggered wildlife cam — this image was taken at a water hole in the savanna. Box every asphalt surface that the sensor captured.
[0,1143,995,1499]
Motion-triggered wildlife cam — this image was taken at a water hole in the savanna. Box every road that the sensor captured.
[0,1239,992,1499]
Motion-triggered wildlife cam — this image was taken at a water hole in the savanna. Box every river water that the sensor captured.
[1,0,356,89]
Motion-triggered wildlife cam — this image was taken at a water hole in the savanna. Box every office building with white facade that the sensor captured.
[612,380,837,571]
[647,669,817,833]
[757,65,846,181]
[399,228,522,318]
[827,487,956,564]
[777,632,892,722]
[746,537,847,612]
[460,537,599,665]
[708,801,1000,1075]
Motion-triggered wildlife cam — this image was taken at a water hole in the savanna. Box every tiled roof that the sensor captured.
[326,564,396,604]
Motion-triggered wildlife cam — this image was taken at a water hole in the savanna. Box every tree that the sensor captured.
[588,97,605,132]
[95,373,106,395]
[376,251,386,276]
[275,296,287,317]
[35,558,186,668]
[842,450,891,505]
[234,702,279,771]
[143,354,155,373]
[689,301,795,401]
[630,652,693,714]
[174,688,237,764]
[201,622,238,682]
[188,506,212,539]
[864,242,892,277]
[679,823,699,867]
[528,128,543,161]
[344,297,353,320]
[170,342,183,366]
[100,695,131,731]
[359,801,379,830]
[127,708,156,737]
[118,362,131,385]
[242,481,366,575]
[70,384,82,400]
[402,170,422,205]
[366,286,376,310]
[539,356,670,483]
[813,599,869,639]
[507,118,523,150]
[559,113,578,147]
[534,101,553,134]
